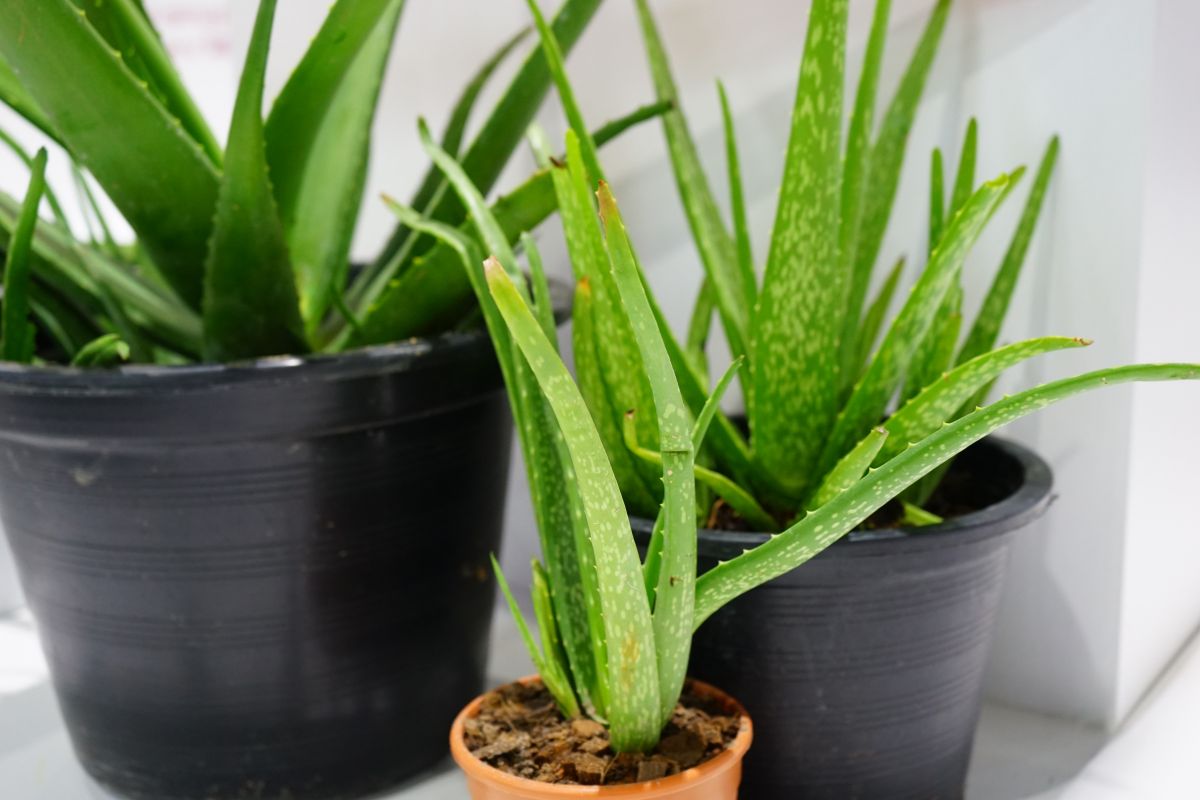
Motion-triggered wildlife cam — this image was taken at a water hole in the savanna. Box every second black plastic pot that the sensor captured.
[634,437,1053,800]
[0,331,516,800]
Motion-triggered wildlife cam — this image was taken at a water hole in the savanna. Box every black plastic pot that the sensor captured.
[634,437,1053,800]
[0,332,516,799]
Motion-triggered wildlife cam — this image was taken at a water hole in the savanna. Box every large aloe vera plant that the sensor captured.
[384,0,1199,754]
[534,0,1166,527]
[0,0,667,365]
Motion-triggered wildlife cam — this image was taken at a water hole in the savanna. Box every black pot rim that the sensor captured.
[633,436,1053,559]
[0,281,570,396]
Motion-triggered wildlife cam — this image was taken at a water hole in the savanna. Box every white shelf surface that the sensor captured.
[7,608,1194,800]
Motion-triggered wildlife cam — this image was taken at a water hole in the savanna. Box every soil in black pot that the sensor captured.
[463,680,741,786]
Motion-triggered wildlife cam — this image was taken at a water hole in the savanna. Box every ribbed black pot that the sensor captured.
[634,437,1053,800]
[0,332,516,800]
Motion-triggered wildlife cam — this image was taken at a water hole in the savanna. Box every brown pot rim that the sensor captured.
[449,676,753,797]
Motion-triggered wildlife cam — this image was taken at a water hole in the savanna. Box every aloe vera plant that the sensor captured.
[0,0,669,365]
[506,0,1191,529]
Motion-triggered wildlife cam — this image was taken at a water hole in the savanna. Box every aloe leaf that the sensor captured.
[643,357,743,603]
[809,427,888,509]
[71,0,221,165]
[0,0,220,308]
[750,0,850,496]
[343,102,666,348]
[383,198,608,719]
[487,258,662,752]
[2,148,45,363]
[0,126,70,231]
[632,0,749,370]
[685,279,715,385]
[901,502,944,527]
[492,555,578,716]
[902,298,961,403]
[530,559,583,718]
[523,233,556,344]
[948,118,979,218]
[837,0,892,380]
[598,182,698,725]
[817,174,1014,478]
[29,286,97,358]
[69,332,130,368]
[555,131,661,514]
[370,0,603,272]
[0,56,62,145]
[959,136,1061,366]
[201,0,306,361]
[878,336,1090,464]
[843,0,951,347]
[274,0,406,335]
[696,363,1200,627]
[853,256,905,378]
[717,82,756,315]
[929,149,945,255]
[575,278,660,516]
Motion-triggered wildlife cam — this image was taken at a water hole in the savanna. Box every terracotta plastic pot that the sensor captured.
[450,678,753,799]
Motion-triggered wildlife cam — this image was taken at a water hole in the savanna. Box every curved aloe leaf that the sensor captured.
[948,118,978,218]
[633,0,748,371]
[959,136,1061,365]
[0,0,219,308]
[487,259,662,753]
[70,332,130,368]
[750,0,850,496]
[72,0,220,165]
[695,363,1200,627]
[718,82,756,315]
[878,335,1090,464]
[201,0,306,361]
[929,148,945,254]
[2,148,45,363]
[817,174,1014,478]
[853,256,905,378]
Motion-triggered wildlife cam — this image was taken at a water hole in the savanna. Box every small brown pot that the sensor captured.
[450,678,753,799]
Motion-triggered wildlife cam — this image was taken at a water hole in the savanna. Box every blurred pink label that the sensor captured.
[145,0,232,60]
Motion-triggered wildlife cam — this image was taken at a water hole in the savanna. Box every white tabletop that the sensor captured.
[0,608,1106,800]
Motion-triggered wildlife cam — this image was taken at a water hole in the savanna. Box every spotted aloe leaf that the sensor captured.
[695,363,1200,627]
[487,258,662,752]
[750,0,850,498]
[877,335,1091,465]
[809,427,888,510]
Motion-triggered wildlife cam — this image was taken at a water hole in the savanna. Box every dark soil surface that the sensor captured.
[462,680,742,786]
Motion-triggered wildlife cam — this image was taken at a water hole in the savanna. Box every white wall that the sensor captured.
[0,0,1195,730]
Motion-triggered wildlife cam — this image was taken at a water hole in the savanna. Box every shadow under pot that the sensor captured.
[634,437,1053,800]
[0,331,516,800]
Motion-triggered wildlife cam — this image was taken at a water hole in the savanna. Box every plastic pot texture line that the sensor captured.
[0,329,520,800]
[450,677,754,800]
[634,437,1054,800]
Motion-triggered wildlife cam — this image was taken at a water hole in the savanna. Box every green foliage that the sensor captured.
[1,148,45,363]
[0,0,634,366]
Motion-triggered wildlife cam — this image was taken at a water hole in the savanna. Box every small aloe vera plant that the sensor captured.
[389,0,1199,754]
[0,0,664,365]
